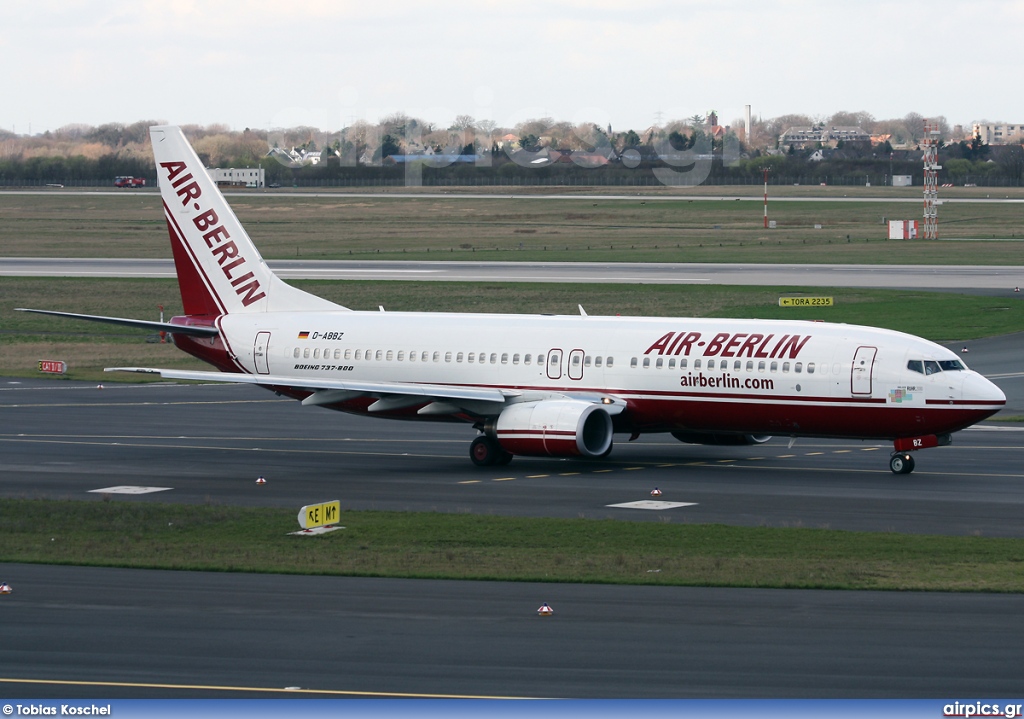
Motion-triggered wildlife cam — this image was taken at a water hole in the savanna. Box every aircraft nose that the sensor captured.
[963,371,1006,405]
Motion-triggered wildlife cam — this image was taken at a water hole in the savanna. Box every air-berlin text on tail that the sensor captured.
[645,331,812,359]
[160,160,266,307]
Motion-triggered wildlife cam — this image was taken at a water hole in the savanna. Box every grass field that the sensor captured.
[2,191,1023,264]
[4,277,1022,379]
[3,499,1023,592]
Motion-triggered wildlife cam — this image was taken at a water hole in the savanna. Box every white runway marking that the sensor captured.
[88,486,173,494]
[606,500,697,510]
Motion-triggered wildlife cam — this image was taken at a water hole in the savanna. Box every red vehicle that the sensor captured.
[114,176,146,188]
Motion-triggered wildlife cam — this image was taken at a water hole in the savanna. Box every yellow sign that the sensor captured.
[297,500,340,529]
[779,296,833,307]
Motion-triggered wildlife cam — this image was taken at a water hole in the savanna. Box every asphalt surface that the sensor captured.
[3,257,1024,290]
[1,564,1023,699]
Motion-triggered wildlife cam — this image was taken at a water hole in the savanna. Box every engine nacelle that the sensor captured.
[495,399,613,458]
[671,431,772,446]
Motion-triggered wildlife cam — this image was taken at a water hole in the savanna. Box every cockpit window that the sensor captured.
[909,358,966,375]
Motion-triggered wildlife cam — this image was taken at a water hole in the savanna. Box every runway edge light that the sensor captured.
[537,603,554,616]
[651,487,663,497]
[256,476,267,485]
[0,582,12,594]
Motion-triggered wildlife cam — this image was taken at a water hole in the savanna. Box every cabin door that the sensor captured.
[850,345,876,395]
[254,331,271,375]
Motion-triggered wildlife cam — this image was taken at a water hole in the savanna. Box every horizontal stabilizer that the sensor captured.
[15,308,219,338]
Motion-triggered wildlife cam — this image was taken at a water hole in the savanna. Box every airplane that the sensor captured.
[18,125,1006,475]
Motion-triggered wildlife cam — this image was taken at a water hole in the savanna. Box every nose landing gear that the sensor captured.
[889,452,915,475]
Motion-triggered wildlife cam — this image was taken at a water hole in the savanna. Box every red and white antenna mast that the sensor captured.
[922,121,941,239]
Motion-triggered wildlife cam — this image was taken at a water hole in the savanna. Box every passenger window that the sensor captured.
[807,362,815,374]
[694,359,702,369]
[734,360,741,371]
[386,350,394,361]
[422,352,430,362]
[467,353,475,363]
[758,360,765,371]
[606,357,614,368]
[907,360,924,374]
[501,353,508,364]
[354,350,362,360]
[313,348,320,359]
[584,356,591,367]
[537,354,545,365]
[524,354,532,365]
[375,350,383,361]
[595,356,602,367]
[344,349,352,360]
[398,351,405,361]
[680,358,687,368]
[643,357,650,368]
[456,352,463,363]
[293,348,300,358]
[770,361,778,372]
[513,353,520,365]
[630,357,638,368]
[433,352,440,362]
[304,348,310,359]
[334,349,341,360]
[782,362,790,372]
[707,359,715,369]
[491,353,498,364]
[656,358,663,369]
[409,351,417,362]
[795,362,802,373]
[668,358,675,369]
[746,361,753,371]
[445,352,452,362]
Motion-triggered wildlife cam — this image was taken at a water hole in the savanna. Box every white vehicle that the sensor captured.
[19,126,1006,474]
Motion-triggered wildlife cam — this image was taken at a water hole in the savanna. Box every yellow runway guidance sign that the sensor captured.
[779,296,833,307]
[298,500,340,529]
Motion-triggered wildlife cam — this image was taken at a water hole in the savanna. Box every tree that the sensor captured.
[994,144,1024,184]
[450,115,475,131]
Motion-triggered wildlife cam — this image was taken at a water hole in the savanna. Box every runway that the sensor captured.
[3,257,1024,290]
[2,563,1023,699]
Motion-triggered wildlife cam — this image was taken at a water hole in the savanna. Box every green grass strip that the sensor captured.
[3,499,1024,592]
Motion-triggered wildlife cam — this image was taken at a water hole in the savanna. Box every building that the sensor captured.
[207,167,265,188]
[780,126,871,148]
[972,123,1024,145]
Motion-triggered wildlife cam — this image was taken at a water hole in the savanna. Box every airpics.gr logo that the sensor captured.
[889,388,914,403]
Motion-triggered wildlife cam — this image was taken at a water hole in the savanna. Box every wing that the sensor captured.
[106,367,627,416]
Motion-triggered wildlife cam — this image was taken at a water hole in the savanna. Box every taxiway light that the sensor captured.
[256,476,267,485]
[650,487,663,497]
[537,603,554,616]
[0,582,12,594]
[96,384,104,389]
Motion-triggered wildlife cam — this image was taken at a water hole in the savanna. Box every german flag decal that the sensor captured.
[298,331,310,339]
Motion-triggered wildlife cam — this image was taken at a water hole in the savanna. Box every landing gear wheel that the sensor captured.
[470,436,510,467]
[889,453,915,475]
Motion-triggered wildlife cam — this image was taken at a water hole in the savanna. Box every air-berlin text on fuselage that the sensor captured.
[645,331,811,359]
[160,160,266,307]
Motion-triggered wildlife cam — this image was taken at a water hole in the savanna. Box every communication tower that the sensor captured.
[922,121,941,239]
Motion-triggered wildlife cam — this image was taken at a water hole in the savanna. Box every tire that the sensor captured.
[889,453,915,475]
[470,436,501,467]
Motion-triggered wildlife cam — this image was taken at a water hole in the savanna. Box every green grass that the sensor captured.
[3,499,1023,592]
[2,193,1024,264]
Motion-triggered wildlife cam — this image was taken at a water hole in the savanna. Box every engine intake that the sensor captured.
[496,399,613,458]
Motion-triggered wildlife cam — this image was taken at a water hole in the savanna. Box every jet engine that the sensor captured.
[495,399,613,458]
[671,431,772,446]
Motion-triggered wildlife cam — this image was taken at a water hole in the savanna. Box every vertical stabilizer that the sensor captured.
[150,125,344,315]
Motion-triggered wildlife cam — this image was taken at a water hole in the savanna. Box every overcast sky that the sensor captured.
[4,1,1023,135]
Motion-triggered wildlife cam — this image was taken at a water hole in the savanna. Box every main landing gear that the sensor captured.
[470,435,513,467]
[889,452,915,475]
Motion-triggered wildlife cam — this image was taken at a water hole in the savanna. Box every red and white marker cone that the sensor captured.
[0,582,12,594]
[537,602,553,616]
[650,487,663,497]
[255,476,267,485]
